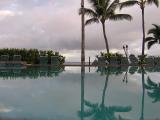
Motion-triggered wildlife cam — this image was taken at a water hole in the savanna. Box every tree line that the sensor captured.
[0,48,65,64]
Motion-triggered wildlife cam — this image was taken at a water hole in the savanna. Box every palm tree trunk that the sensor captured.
[141,6,145,58]
[102,22,110,54]
[81,0,85,65]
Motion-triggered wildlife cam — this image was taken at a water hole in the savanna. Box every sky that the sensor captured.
[0,0,160,62]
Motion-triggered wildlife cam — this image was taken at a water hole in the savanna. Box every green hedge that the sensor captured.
[0,48,65,64]
[98,52,123,59]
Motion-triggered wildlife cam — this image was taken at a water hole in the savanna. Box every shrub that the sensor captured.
[98,52,123,60]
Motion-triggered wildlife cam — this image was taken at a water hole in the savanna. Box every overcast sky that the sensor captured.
[0,0,160,61]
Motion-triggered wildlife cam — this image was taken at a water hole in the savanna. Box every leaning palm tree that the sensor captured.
[80,0,132,55]
[145,24,160,49]
[120,0,159,58]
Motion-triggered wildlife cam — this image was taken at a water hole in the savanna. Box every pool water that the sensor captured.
[0,66,159,120]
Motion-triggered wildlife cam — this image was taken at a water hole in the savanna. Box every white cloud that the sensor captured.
[0,10,22,21]
[0,10,15,16]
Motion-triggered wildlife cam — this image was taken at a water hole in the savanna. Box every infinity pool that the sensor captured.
[0,66,159,120]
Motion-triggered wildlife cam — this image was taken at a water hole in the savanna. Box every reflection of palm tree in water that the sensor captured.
[140,67,160,120]
[140,67,145,120]
[145,76,160,103]
[80,65,85,120]
[122,70,128,84]
[78,67,132,120]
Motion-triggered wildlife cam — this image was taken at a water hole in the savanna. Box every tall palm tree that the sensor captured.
[145,24,160,49]
[120,0,159,58]
[80,0,132,55]
[81,0,85,65]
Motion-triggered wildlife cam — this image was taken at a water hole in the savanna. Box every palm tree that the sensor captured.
[80,0,132,55]
[120,0,159,58]
[81,0,85,64]
[145,77,160,103]
[145,24,160,49]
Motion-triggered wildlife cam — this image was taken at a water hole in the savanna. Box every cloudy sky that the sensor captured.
[0,0,160,62]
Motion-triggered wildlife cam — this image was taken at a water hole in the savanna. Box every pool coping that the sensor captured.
[26,63,157,67]
[0,61,158,69]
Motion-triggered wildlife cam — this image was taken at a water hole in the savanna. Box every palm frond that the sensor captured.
[147,40,158,49]
[120,0,139,10]
[77,109,96,118]
[147,0,159,7]
[152,96,160,103]
[144,84,153,89]
[105,0,111,9]
[109,14,132,21]
[147,91,157,103]
[108,106,132,112]
[107,0,120,13]
[152,24,160,29]
[145,37,155,42]
[85,18,99,25]
[150,24,160,37]
[147,91,155,97]
[79,8,98,18]
[88,0,98,5]
[84,100,98,108]
[88,0,100,10]
[148,28,158,34]
[147,77,157,87]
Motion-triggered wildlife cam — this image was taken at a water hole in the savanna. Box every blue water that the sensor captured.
[0,66,159,120]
